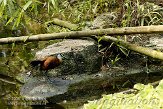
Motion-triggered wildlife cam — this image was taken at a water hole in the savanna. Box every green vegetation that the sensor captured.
[0,0,162,37]
[121,0,163,27]
[0,0,162,108]
[83,80,163,109]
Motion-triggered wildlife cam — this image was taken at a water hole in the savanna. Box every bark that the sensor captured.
[0,25,163,44]
[45,18,79,30]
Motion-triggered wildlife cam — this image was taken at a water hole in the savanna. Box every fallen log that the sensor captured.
[45,18,79,30]
[0,25,163,44]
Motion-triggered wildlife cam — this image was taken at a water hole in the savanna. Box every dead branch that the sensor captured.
[102,36,163,60]
[45,18,79,30]
[0,25,163,44]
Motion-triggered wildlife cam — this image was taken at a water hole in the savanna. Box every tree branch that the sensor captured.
[45,18,79,30]
[102,36,163,60]
[0,25,163,44]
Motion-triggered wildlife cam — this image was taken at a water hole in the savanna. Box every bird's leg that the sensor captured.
[42,70,53,83]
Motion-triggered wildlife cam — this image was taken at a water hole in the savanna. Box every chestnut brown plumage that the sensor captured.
[30,54,62,82]
[30,54,62,71]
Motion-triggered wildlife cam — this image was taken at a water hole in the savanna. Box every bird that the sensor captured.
[30,54,62,70]
[30,54,63,82]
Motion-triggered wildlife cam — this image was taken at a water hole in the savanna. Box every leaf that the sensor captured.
[13,13,22,28]
[8,0,16,14]
[22,0,32,12]
[141,17,145,26]
[98,37,103,43]
[3,0,7,6]
[51,0,56,7]
[118,45,129,56]
[0,4,5,17]
[35,0,43,4]
[134,83,145,90]
[23,35,31,42]
[5,10,19,26]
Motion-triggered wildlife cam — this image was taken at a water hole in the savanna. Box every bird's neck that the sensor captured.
[57,54,62,62]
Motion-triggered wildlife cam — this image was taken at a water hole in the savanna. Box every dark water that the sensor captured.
[0,41,81,109]
[0,43,32,109]
[0,43,65,109]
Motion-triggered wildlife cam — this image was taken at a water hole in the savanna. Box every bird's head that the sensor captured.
[57,54,63,63]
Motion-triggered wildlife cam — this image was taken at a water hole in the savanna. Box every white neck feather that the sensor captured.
[57,54,62,62]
